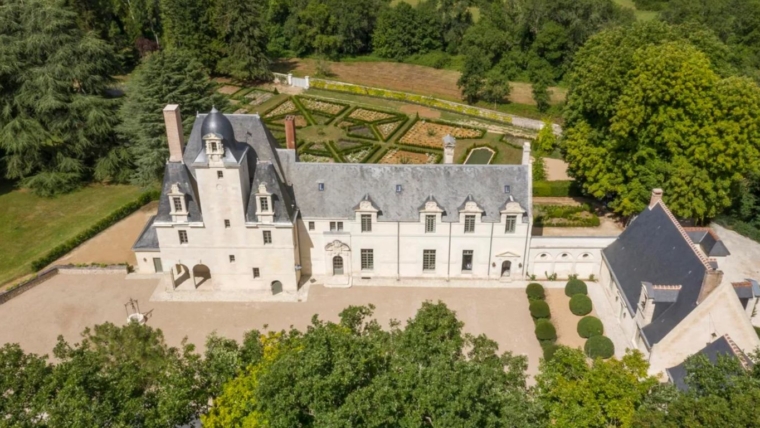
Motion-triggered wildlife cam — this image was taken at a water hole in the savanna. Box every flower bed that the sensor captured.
[299,153,334,163]
[399,120,485,148]
[349,107,396,122]
[267,115,308,128]
[380,149,437,164]
[245,90,274,106]
[264,99,298,117]
[299,97,347,115]
[376,119,406,141]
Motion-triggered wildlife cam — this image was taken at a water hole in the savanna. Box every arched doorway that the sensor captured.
[271,281,283,295]
[192,264,211,288]
[173,264,190,288]
[501,261,511,277]
[332,256,344,275]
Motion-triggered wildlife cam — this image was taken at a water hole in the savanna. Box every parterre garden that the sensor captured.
[218,84,525,165]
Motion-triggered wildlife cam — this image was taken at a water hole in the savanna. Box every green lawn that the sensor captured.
[0,182,142,286]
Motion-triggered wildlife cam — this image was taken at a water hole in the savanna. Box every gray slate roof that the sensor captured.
[686,229,731,257]
[247,162,296,223]
[132,215,158,251]
[666,336,747,391]
[286,162,530,222]
[602,203,708,345]
[155,163,202,223]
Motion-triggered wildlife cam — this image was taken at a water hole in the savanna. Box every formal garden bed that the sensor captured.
[217,87,529,165]
[533,204,601,227]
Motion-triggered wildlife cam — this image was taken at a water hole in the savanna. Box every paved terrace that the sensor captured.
[0,274,543,376]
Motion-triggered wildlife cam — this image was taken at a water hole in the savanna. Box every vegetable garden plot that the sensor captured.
[399,120,485,148]
[380,149,437,164]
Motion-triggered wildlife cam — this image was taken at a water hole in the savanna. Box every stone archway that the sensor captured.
[271,281,283,295]
[192,264,211,288]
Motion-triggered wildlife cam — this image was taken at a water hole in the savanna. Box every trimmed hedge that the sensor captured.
[533,180,582,197]
[526,283,545,301]
[529,300,551,320]
[584,335,615,359]
[30,190,161,271]
[534,204,600,228]
[310,78,514,124]
[569,294,593,316]
[565,278,588,297]
[535,319,557,341]
[577,316,604,338]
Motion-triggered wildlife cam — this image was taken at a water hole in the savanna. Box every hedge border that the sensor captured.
[295,95,350,121]
[310,78,514,125]
[373,116,409,142]
[396,115,486,151]
[261,97,301,119]
[532,181,583,197]
[389,144,444,164]
[30,190,161,271]
[343,105,407,125]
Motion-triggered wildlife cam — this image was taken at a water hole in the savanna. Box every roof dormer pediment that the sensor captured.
[418,195,444,213]
[353,194,379,212]
[458,195,483,213]
[501,195,526,215]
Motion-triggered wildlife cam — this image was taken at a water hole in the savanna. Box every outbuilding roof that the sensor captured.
[666,335,751,391]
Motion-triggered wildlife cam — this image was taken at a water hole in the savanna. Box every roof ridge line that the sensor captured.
[652,284,682,290]
[656,201,713,271]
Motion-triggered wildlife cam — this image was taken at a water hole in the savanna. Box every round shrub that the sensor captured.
[526,283,546,300]
[565,278,588,297]
[577,316,604,338]
[529,300,551,320]
[541,342,560,361]
[569,294,593,316]
[584,335,615,359]
[535,319,557,342]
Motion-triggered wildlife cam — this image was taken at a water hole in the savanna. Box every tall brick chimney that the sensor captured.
[649,188,663,209]
[163,105,184,163]
[284,115,296,150]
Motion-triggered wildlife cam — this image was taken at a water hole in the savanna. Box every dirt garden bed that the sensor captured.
[264,99,299,117]
[399,120,485,148]
[299,97,346,115]
[349,108,396,122]
[380,149,436,164]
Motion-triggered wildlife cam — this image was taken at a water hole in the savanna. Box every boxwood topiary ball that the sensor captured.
[526,282,546,301]
[535,319,557,342]
[577,316,604,338]
[565,278,588,296]
[584,335,614,359]
[569,294,593,316]
[529,300,551,320]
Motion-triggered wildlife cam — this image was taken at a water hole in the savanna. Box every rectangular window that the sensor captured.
[361,214,372,232]
[505,215,517,233]
[308,221,315,231]
[224,219,231,228]
[252,268,260,278]
[172,197,182,212]
[229,255,236,263]
[260,197,269,212]
[217,171,223,179]
[423,250,436,271]
[263,230,272,244]
[425,215,436,233]
[464,215,476,233]
[361,249,374,270]
[178,230,188,244]
[462,250,473,272]
[329,221,343,232]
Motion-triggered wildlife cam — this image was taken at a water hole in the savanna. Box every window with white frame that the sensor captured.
[330,221,343,231]
[361,214,372,232]
[464,215,475,233]
[423,250,436,271]
[252,268,260,278]
[308,221,315,230]
[361,249,374,270]
[263,230,272,244]
[505,215,517,233]
[178,230,188,244]
[260,196,269,212]
[172,197,182,212]
[425,215,436,233]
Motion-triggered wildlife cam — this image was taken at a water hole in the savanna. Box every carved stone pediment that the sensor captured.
[501,200,526,215]
[257,183,269,195]
[325,240,350,255]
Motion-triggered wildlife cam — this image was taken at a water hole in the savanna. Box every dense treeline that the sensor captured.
[3,302,760,427]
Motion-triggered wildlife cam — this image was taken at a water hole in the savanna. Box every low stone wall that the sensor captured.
[0,265,128,305]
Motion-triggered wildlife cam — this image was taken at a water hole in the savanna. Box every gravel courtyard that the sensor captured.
[0,274,543,376]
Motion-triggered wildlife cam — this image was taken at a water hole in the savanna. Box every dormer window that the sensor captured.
[255,183,273,223]
[260,196,269,212]
[167,183,188,222]
[172,197,182,212]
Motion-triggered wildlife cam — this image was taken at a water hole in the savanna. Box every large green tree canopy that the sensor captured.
[563,21,760,219]
[0,0,122,195]
[119,49,225,186]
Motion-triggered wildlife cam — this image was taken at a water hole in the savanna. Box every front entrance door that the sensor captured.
[501,261,511,277]
[153,258,163,273]
[333,256,344,275]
